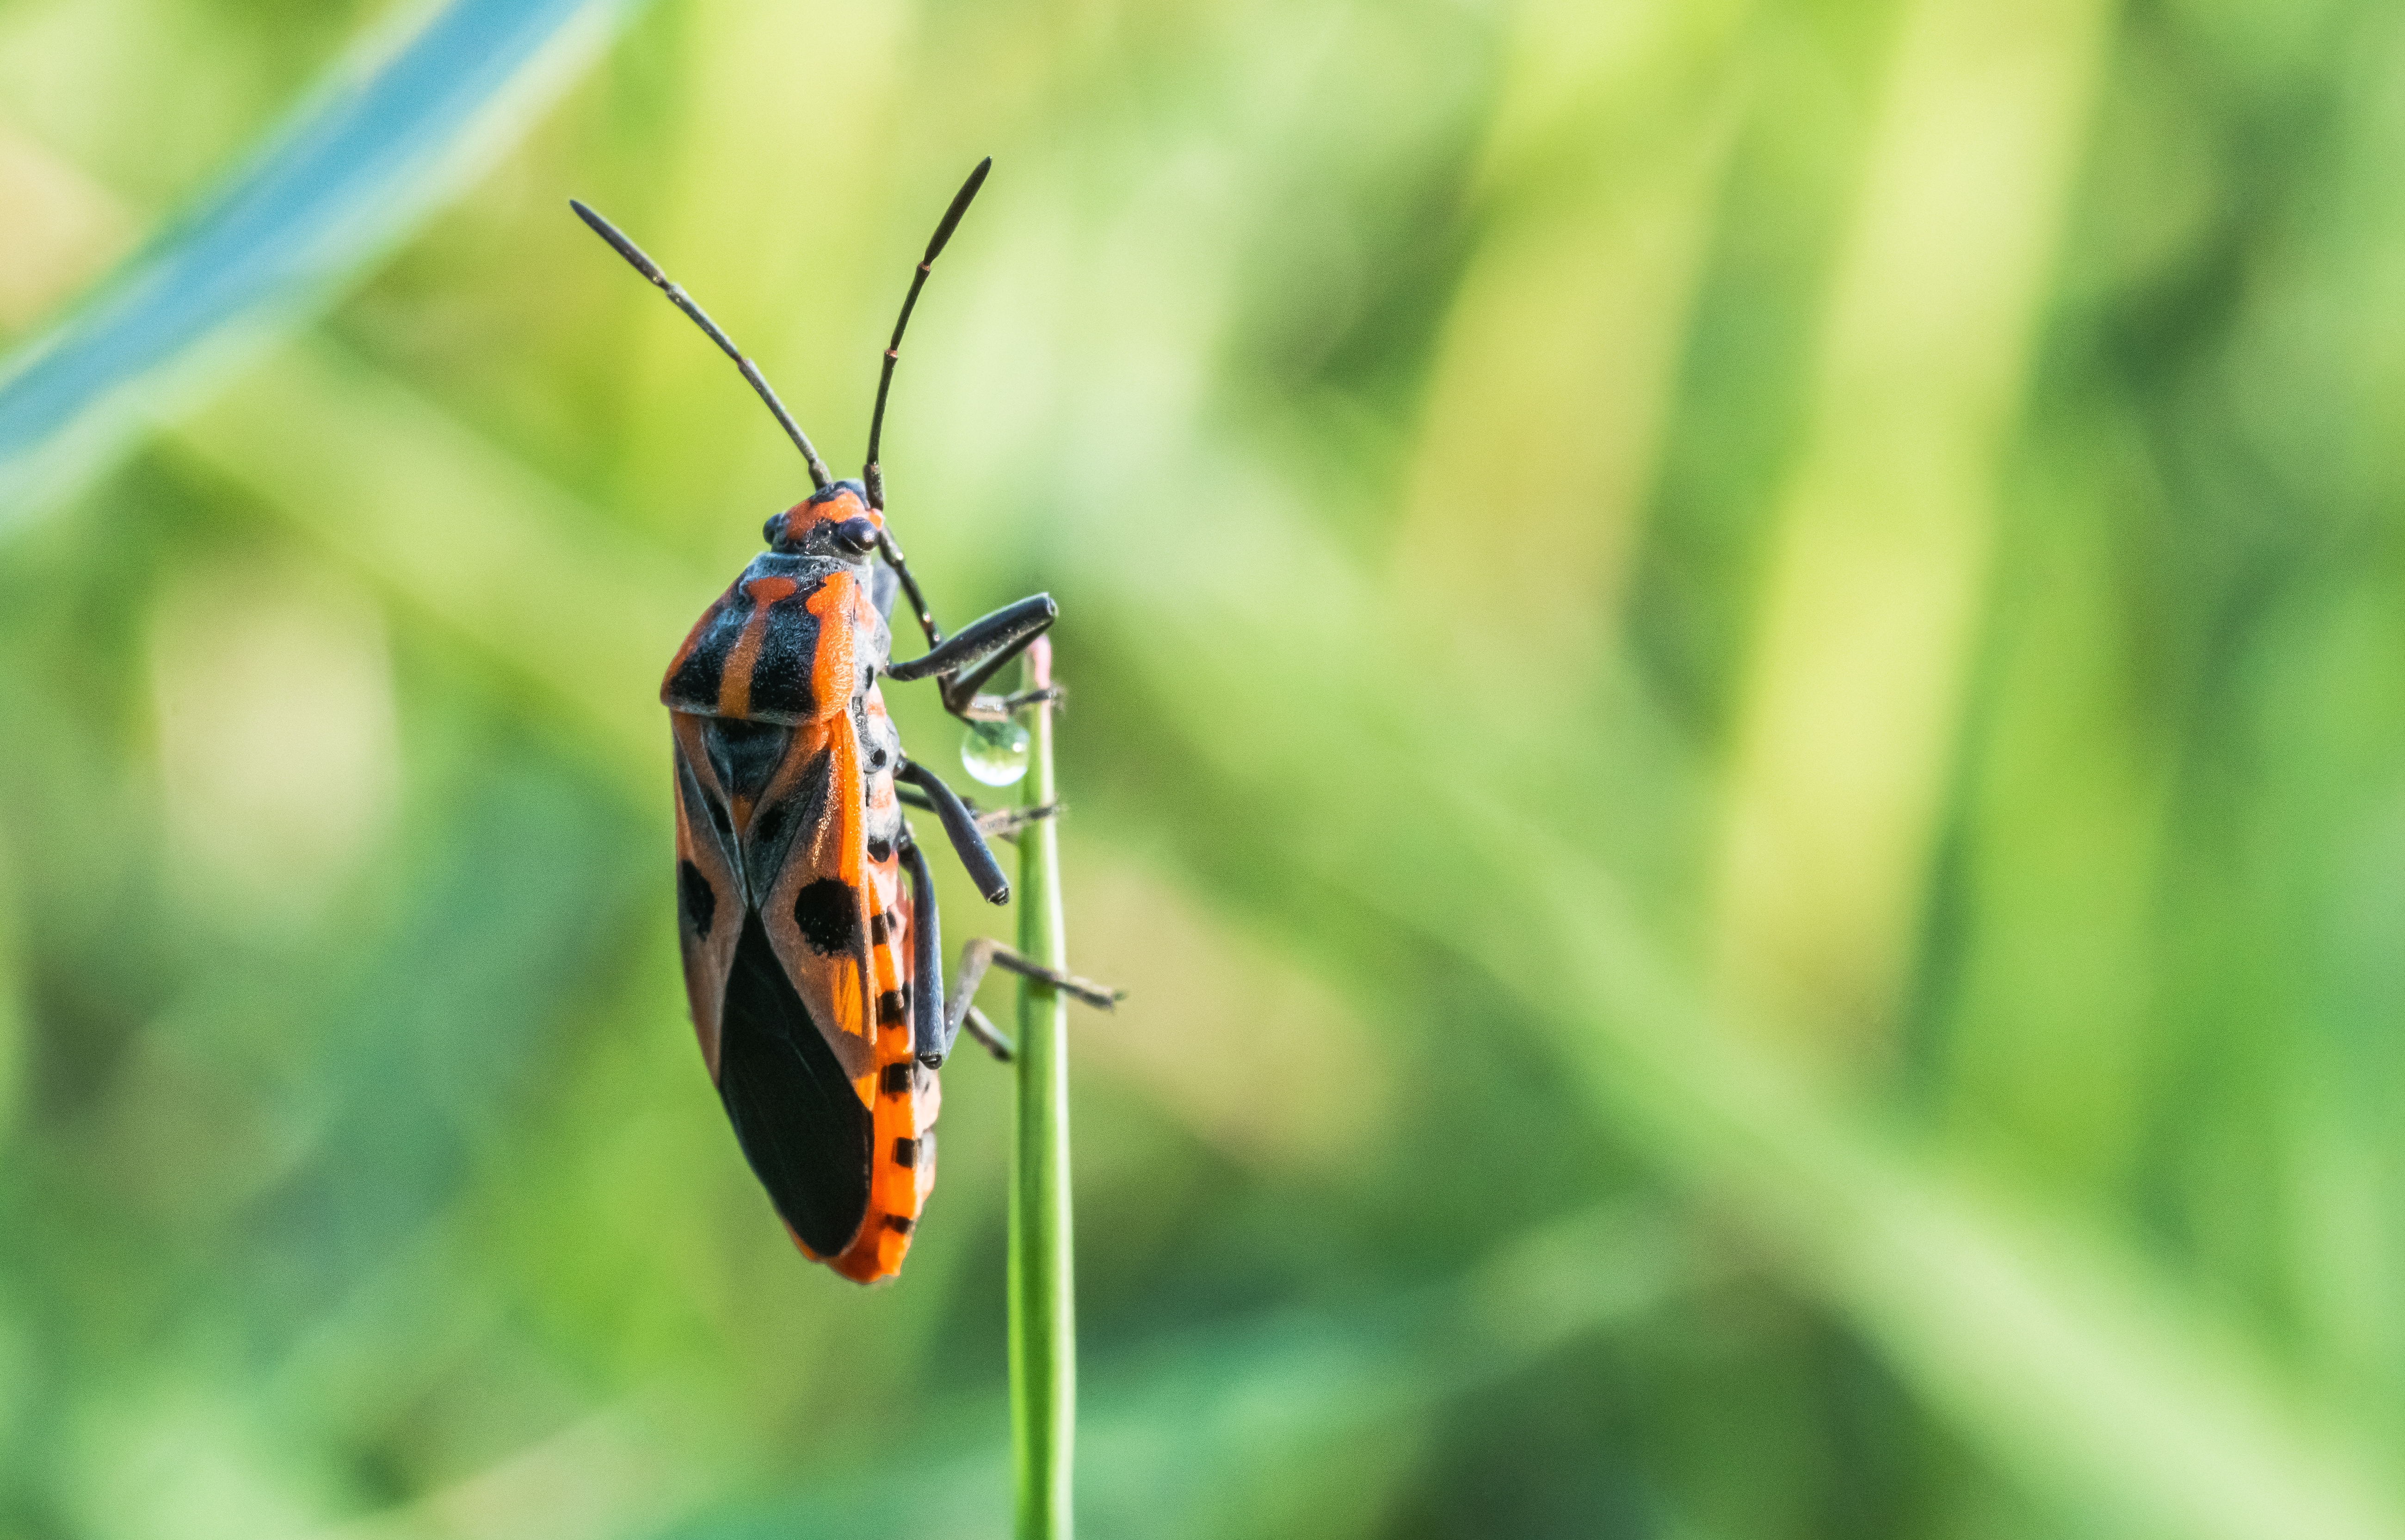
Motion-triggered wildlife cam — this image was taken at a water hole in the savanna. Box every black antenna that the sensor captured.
[570,198,833,491]
[863,157,992,510]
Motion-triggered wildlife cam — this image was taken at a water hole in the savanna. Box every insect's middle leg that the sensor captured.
[895,759,1011,904]
[900,827,1016,1066]
[899,831,948,1063]
[894,780,1059,842]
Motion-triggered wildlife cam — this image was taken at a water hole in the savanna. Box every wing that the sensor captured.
[670,715,741,1074]
[671,708,874,1258]
[751,711,880,1074]
[717,907,875,1258]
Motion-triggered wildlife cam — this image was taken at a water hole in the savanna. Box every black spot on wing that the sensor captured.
[877,988,907,1026]
[716,912,871,1258]
[741,745,829,896]
[678,860,715,939]
[881,1062,913,1097]
[745,797,796,892]
[793,878,861,955]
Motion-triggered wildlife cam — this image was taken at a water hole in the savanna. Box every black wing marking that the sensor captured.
[752,715,879,1080]
[672,716,745,1072]
[717,910,873,1258]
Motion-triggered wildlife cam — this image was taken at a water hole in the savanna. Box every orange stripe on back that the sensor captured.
[803,574,861,744]
[717,576,799,718]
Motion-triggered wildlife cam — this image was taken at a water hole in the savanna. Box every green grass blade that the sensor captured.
[0,0,647,528]
[1010,636,1075,1540]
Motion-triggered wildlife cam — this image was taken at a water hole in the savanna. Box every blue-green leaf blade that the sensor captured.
[0,0,646,528]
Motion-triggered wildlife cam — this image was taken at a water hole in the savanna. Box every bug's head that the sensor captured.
[765,480,885,561]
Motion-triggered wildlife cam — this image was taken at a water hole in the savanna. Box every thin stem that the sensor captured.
[1008,635,1073,1540]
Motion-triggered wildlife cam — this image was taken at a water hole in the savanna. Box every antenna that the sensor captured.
[862,157,992,510]
[570,198,833,491]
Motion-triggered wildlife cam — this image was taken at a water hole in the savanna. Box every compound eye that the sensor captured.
[830,516,880,555]
[763,512,790,548]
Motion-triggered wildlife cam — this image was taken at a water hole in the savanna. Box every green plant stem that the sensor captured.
[1008,635,1073,1540]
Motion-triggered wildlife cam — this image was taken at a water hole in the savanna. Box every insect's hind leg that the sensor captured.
[884,593,1057,720]
[956,1004,1016,1062]
[945,936,1122,1028]
[900,827,1019,1066]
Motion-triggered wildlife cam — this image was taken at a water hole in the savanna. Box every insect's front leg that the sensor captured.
[885,593,1057,720]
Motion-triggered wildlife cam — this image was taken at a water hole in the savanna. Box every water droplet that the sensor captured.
[961,716,1030,787]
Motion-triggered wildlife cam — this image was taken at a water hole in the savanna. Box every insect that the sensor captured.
[573,160,1117,1283]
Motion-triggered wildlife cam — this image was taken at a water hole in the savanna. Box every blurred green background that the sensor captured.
[6,0,2405,1534]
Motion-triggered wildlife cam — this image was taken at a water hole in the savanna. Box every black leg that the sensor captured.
[885,594,1057,719]
[905,921,1118,1068]
[958,1004,1015,1061]
[974,800,1059,842]
[895,781,1060,844]
[944,936,1123,1025]
[901,830,1025,1067]
[987,683,1066,718]
[895,759,1010,904]
[899,831,949,1063]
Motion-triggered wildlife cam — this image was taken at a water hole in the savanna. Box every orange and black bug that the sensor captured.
[573,161,1116,1283]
